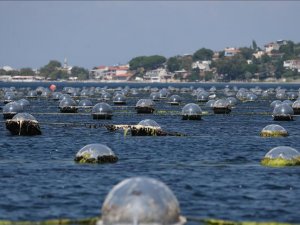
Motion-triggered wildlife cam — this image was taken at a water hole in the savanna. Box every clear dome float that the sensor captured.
[6,113,41,136]
[270,100,282,108]
[92,103,113,120]
[131,119,162,136]
[26,90,38,98]
[272,103,294,121]
[59,98,78,113]
[78,99,93,108]
[74,144,118,163]
[205,100,216,108]
[292,100,300,115]
[113,94,127,105]
[2,101,23,119]
[100,177,186,225]
[4,92,16,104]
[196,91,209,102]
[17,99,30,110]
[213,99,231,114]
[168,95,182,105]
[159,88,169,99]
[150,92,160,101]
[182,103,202,120]
[260,124,288,137]
[135,99,155,114]
[101,92,112,101]
[261,146,300,167]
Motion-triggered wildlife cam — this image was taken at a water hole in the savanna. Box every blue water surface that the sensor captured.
[0,82,300,223]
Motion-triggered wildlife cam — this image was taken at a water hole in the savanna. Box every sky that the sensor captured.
[0,1,300,70]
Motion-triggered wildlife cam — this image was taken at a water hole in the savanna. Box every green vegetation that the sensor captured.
[71,66,89,80]
[129,55,166,71]
[203,218,296,225]
[260,131,288,137]
[193,48,214,61]
[261,157,300,167]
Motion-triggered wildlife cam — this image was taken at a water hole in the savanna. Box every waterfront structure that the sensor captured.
[143,68,173,82]
[90,64,131,81]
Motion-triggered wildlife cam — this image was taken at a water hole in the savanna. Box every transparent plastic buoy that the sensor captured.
[100,177,186,225]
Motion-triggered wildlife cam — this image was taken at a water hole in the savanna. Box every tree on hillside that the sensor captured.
[252,40,258,51]
[0,69,7,75]
[193,48,214,61]
[129,55,166,71]
[71,66,89,80]
[20,67,34,76]
[239,47,254,60]
[40,60,62,78]
[167,56,181,72]
[279,41,296,60]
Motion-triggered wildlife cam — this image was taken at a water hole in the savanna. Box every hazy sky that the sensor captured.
[1,1,300,69]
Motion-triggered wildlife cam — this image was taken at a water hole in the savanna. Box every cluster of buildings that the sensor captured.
[89,65,132,81]
[1,40,300,82]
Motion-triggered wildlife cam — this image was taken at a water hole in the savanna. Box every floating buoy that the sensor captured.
[292,100,300,115]
[182,103,202,120]
[59,98,78,113]
[113,94,126,105]
[272,103,294,121]
[260,124,288,137]
[261,146,300,167]
[168,95,182,105]
[213,99,231,114]
[74,144,118,163]
[100,177,186,225]
[2,101,23,119]
[135,99,155,114]
[92,103,113,119]
[6,113,41,135]
[49,84,57,92]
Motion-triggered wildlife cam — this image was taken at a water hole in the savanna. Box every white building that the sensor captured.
[253,51,265,59]
[2,66,14,71]
[144,68,173,82]
[283,60,300,72]
[90,65,130,80]
[192,61,211,71]
[224,47,240,57]
[264,40,287,54]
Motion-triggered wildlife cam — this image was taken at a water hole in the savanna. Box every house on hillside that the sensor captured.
[264,40,287,54]
[89,65,130,80]
[144,68,173,82]
[283,60,300,72]
[224,47,240,57]
[253,51,265,59]
[192,61,211,71]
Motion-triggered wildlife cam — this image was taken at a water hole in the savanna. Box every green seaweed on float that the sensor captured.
[104,124,185,136]
[203,218,297,225]
[74,152,118,164]
[0,217,99,225]
[261,157,300,167]
[260,131,288,137]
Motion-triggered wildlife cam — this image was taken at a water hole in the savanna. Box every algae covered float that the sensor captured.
[74,144,118,163]
[105,119,184,136]
[6,113,41,135]
[261,146,300,167]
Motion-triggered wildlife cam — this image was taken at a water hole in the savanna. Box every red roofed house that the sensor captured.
[90,65,130,80]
